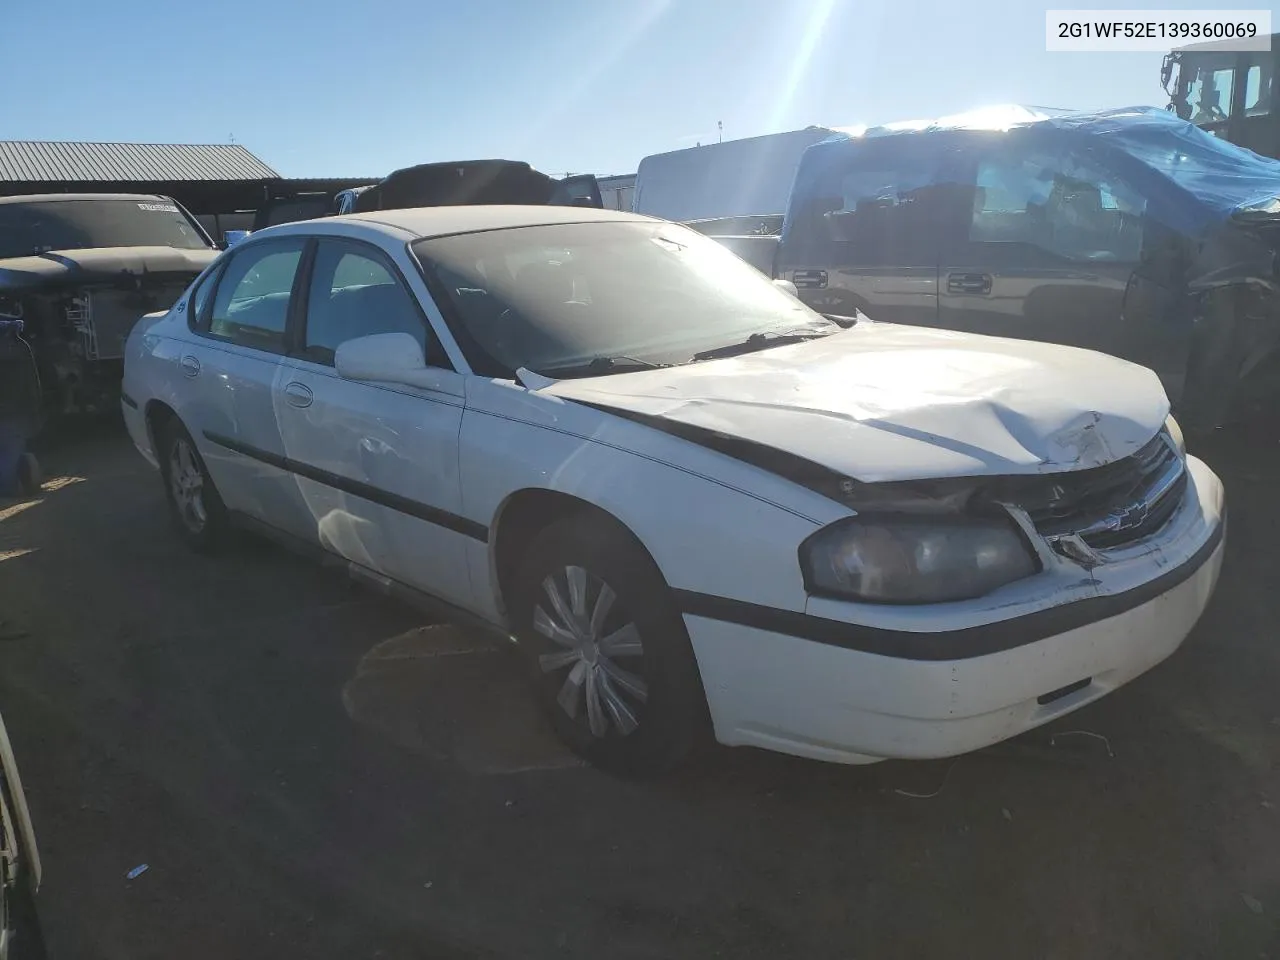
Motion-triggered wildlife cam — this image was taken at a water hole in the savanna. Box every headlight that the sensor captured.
[1165,415,1185,457]
[800,514,1039,604]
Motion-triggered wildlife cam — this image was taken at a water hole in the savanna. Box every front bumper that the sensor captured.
[683,456,1225,764]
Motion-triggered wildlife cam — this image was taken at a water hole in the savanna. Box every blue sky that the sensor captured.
[5,0,1185,178]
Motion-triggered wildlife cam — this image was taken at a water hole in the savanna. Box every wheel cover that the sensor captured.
[169,438,207,534]
[534,565,647,738]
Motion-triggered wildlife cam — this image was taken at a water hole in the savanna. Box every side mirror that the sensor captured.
[772,278,799,298]
[223,230,251,248]
[335,333,426,385]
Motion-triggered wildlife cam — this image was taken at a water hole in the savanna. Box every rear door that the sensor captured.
[181,237,314,530]
[938,133,1184,381]
[776,137,959,324]
[549,175,603,208]
[272,237,474,605]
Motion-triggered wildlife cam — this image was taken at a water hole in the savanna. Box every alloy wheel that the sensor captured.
[168,437,207,534]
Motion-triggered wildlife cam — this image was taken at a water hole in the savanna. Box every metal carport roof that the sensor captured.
[0,141,280,183]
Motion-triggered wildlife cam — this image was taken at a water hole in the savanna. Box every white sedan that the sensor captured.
[121,206,1225,774]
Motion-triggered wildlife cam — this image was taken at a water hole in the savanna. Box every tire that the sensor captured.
[159,420,228,552]
[511,514,709,776]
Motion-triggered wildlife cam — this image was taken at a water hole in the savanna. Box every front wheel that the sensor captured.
[512,515,709,776]
[160,422,228,552]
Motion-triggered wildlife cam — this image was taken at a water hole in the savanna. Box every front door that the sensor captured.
[273,238,473,607]
[938,134,1186,390]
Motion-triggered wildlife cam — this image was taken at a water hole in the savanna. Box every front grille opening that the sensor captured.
[992,432,1186,550]
[1037,677,1092,706]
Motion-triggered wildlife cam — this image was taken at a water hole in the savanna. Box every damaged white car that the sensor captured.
[121,207,1225,773]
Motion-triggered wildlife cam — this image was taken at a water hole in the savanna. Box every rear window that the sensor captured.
[0,199,212,259]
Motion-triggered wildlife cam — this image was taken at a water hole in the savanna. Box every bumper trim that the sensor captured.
[674,513,1224,662]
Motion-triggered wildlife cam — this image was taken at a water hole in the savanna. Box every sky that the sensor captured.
[4,0,1194,179]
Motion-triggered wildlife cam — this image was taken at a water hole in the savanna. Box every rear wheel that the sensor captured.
[160,422,228,552]
[512,514,709,776]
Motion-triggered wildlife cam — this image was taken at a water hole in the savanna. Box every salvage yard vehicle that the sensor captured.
[0,194,218,419]
[1163,34,1277,158]
[121,206,1224,774]
[256,160,604,228]
[1,710,45,959]
[334,159,603,214]
[724,107,1280,429]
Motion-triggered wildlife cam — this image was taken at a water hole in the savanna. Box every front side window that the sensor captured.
[301,241,433,366]
[414,221,831,377]
[208,240,305,352]
[969,148,1147,262]
[1187,62,1236,125]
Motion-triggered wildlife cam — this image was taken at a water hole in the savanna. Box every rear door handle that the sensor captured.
[284,382,314,409]
[946,272,993,295]
[179,355,201,378]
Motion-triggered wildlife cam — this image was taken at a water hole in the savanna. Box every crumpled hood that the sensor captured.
[541,323,1170,483]
[0,245,217,292]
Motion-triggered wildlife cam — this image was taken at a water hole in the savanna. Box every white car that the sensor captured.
[121,206,1226,774]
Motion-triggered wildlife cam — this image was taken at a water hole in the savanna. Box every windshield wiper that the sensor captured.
[691,327,835,362]
[538,355,671,378]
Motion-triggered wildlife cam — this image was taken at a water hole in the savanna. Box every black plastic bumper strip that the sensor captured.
[203,431,488,543]
[674,513,1224,662]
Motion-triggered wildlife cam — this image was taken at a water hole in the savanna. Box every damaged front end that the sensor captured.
[1179,209,1280,428]
[796,424,1187,601]
[615,406,1187,600]
[0,249,212,419]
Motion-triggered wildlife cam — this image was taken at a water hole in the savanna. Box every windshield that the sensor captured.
[0,198,211,259]
[413,220,831,377]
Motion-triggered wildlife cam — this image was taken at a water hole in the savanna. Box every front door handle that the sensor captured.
[284,382,314,409]
[946,272,993,295]
[179,355,201,378]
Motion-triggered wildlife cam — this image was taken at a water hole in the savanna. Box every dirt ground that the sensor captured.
[0,424,1277,959]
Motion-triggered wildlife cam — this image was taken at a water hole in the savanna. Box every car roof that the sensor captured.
[0,192,173,205]
[331,204,655,239]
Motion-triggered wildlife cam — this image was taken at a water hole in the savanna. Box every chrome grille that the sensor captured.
[1003,432,1186,550]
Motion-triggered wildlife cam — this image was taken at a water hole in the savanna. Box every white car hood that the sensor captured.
[539,323,1170,483]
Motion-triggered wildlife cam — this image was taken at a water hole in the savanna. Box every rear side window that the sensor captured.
[208,239,305,352]
[1243,62,1272,117]
[969,146,1148,262]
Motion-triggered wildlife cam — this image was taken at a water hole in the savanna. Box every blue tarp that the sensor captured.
[789,106,1280,240]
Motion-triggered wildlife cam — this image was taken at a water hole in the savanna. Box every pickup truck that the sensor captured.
[713,106,1280,428]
